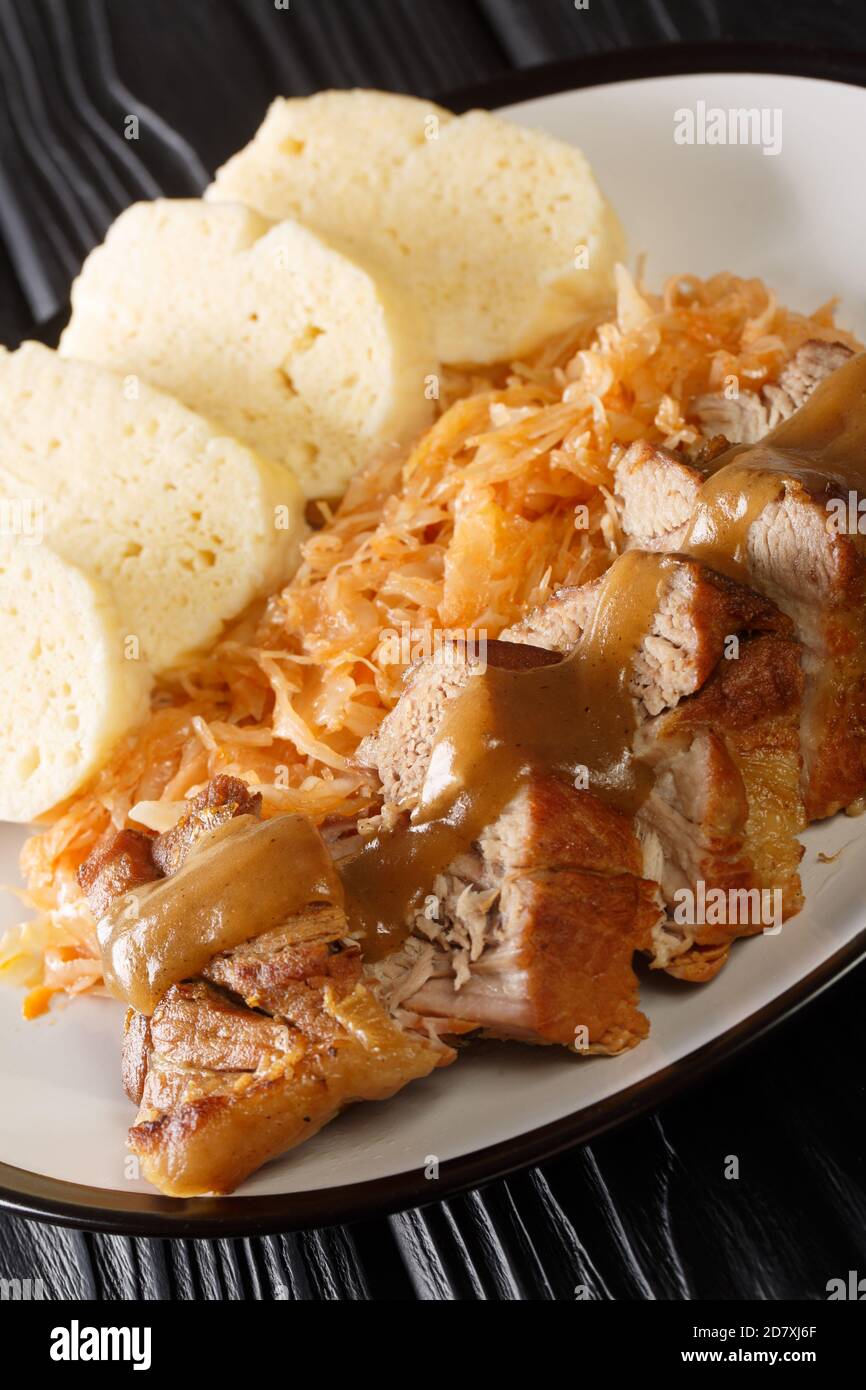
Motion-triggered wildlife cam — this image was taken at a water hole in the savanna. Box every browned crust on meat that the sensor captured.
[77,829,160,919]
[152,774,262,875]
[149,981,294,1071]
[121,1008,151,1106]
[500,865,657,1051]
[653,630,805,942]
[78,776,262,920]
[203,936,363,1043]
[490,774,647,880]
[802,563,866,820]
[504,554,794,699]
[664,941,731,983]
[492,777,658,1049]
[690,434,732,469]
[128,983,448,1196]
[666,630,802,739]
[668,556,796,690]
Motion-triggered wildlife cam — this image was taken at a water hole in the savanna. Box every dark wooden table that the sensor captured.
[1,0,865,1302]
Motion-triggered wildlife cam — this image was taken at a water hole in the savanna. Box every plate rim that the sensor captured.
[4,38,866,1236]
[2,925,865,1235]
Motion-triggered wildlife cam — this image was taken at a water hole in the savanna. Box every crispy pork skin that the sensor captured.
[78,829,160,919]
[121,1009,152,1106]
[393,775,660,1054]
[127,920,448,1195]
[638,629,804,976]
[203,927,362,1042]
[130,978,446,1197]
[91,776,450,1197]
[148,980,294,1071]
[152,773,262,875]
[78,773,262,922]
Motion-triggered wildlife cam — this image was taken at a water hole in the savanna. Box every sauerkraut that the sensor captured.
[4,267,858,1011]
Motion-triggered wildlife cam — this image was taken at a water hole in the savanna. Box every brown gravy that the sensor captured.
[342,551,676,958]
[99,814,343,1014]
[685,350,866,583]
[345,356,866,957]
[112,358,866,990]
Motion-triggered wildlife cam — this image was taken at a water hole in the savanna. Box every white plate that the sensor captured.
[3,59,866,1232]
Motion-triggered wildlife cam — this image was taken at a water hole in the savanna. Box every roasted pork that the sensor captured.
[358,552,804,1000]
[151,774,262,874]
[692,340,853,444]
[77,828,159,920]
[614,345,866,820]
[80,786,449,1197]
[126,958,443,1198]
[371,773,660,1054]
[505,557,805,935]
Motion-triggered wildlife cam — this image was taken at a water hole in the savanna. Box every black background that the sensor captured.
[1,0,866,1301]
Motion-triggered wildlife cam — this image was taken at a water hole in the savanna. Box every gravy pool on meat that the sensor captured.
[99,814,343,1014]
[685,350,866,582]
[100,356,866,996]
[341,550,676,959]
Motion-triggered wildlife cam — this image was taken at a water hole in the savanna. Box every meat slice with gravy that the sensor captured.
[376,772,661,1054]
[74,339,864,1195]
[505,557,805,943]
[126,956,441,1199]
[150,774,262,874]
[614,346,866,821]
[357,551,803,998]
[354,629,664,1052]
[80,780,448,1197]
[692,340,853,444]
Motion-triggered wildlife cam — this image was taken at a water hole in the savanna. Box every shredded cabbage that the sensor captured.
[9,268,860,1011]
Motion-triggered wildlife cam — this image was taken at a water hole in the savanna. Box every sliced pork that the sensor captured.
[614,439,702,553]
[505,558,804,975]
[382,774,660,1054]
[692,339,853,443]
[359,554,803,999]
[614,346,866,821]
[81,782,449,1197]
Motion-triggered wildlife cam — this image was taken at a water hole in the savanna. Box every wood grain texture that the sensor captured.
[0,0,865,1301]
